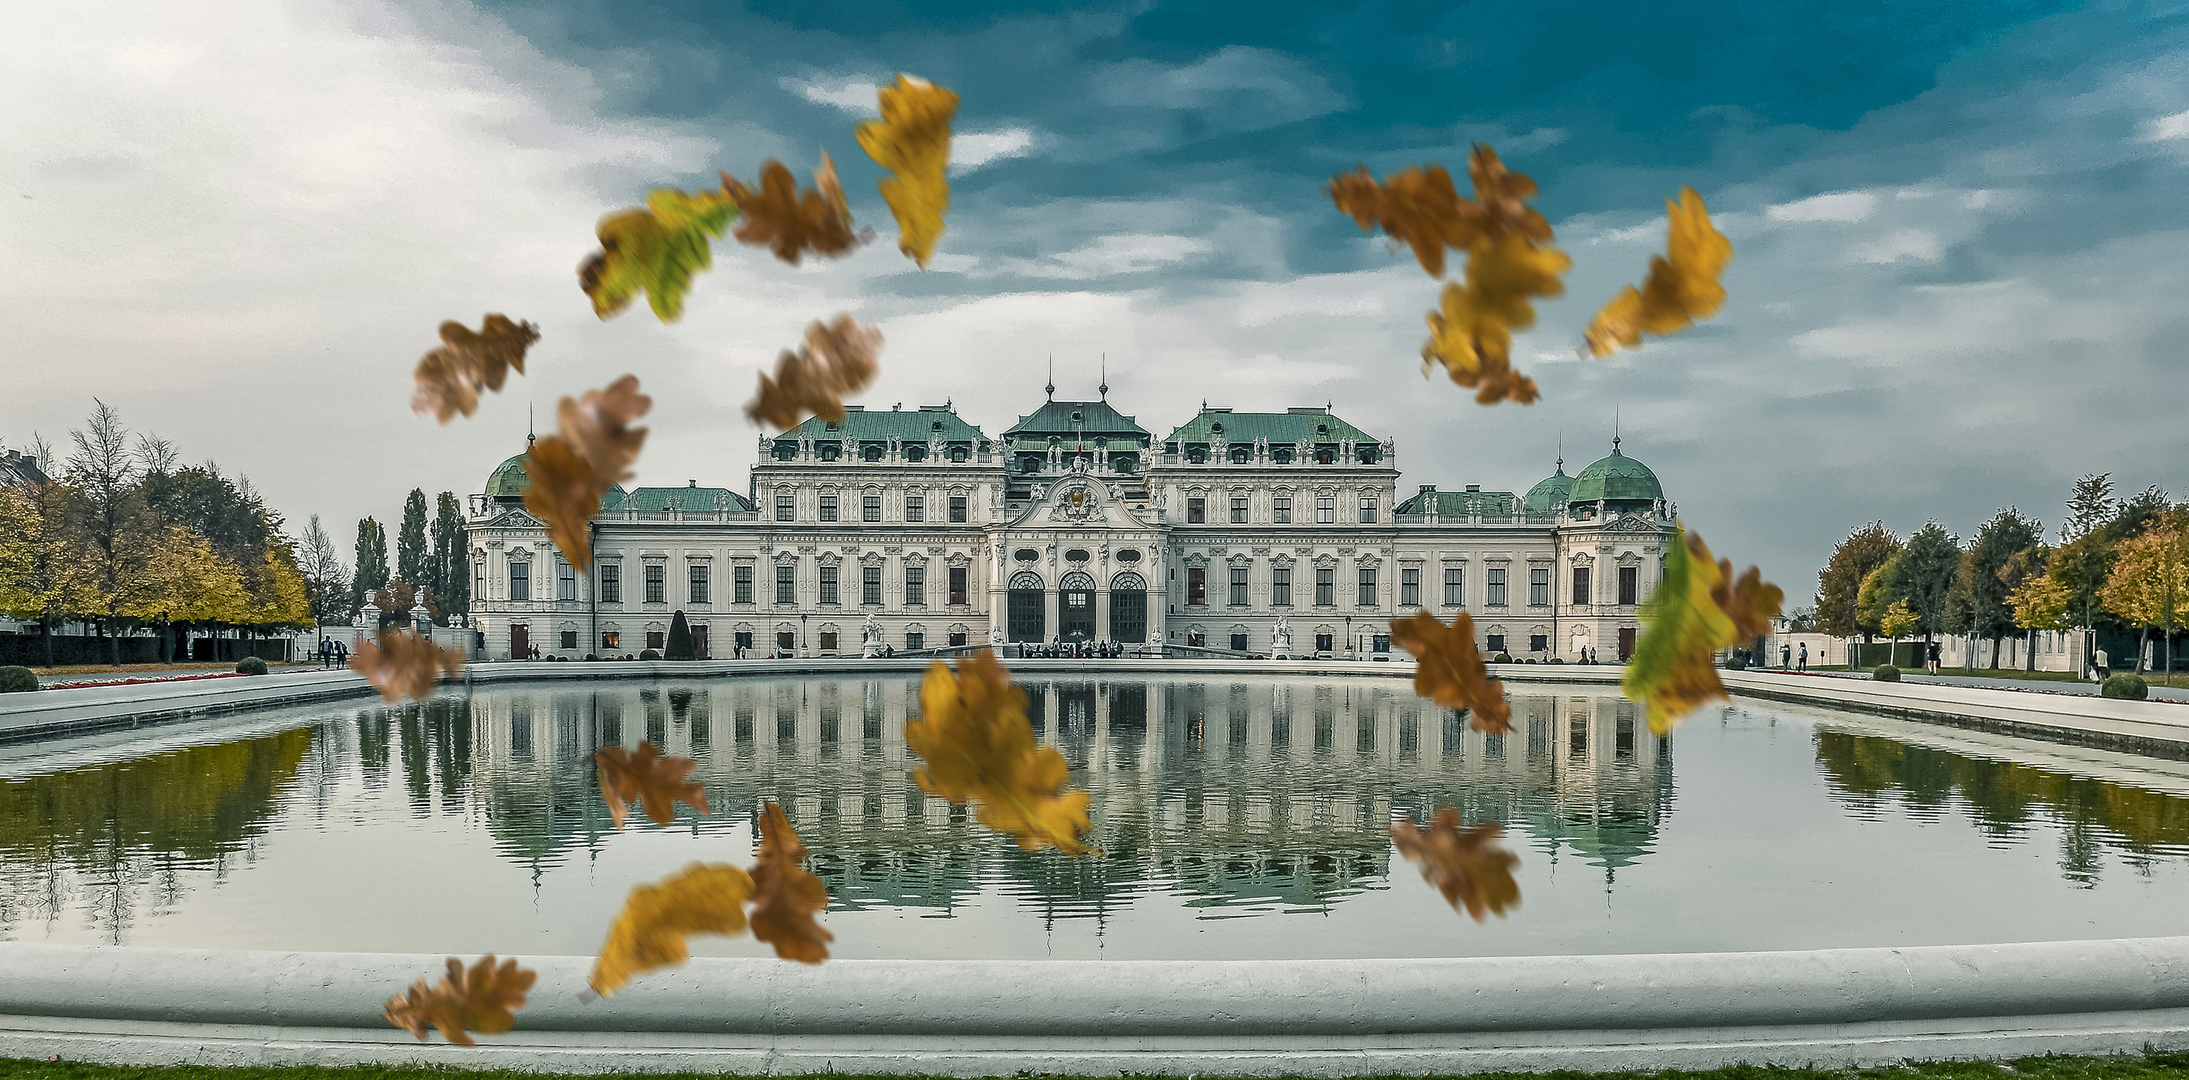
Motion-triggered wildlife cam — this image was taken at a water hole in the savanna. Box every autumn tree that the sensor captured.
[298,514,350,632]
[0,440,84,666]
[2101,510,2189,679]
[397,489,431,595]
[431,491,467,623]
[1815,522,1900,641]
[352,518,390,615]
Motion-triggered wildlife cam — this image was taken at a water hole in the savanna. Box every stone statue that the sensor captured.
[862,612,885,658]
[1271,615,1293,660]
[990,624,1007,649]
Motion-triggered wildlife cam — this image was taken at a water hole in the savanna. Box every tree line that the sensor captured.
[342,487,470,629]
[1810,474,2187,675]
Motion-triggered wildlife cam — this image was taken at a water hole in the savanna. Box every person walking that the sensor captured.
[1927,640,1941,674]
[1797,642,1808,672]
[1781,643,1791,669]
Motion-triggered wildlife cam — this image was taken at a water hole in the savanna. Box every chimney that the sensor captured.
[1465,484,1481,492]
[688,479,697,487]
[1418,484,1436,495]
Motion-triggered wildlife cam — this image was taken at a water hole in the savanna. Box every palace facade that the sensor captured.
[464,384,1677,662]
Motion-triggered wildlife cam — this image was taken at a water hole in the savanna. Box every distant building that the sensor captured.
[0,448,49,491]
[463,380,1676,661]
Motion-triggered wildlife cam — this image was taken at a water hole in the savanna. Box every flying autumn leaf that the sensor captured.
[724,155,859,265]
[1622,526,1785,735]
[1388,610,1513,735]
[410,315,540,424]
[856,74,959,267]
[595,741,708,830]
[1583,187,1733,358]
[905,649,1094,855]
[350,628,464,703]
[748,801,833,964]
[524,375,650,570]
[383,955,536,1046]
[1421,235,1572,405]
[589,862,754,997]
[1390,808,1520,922]
[1465,145,1554,245]
[578,178,739,323]
[1327,145,1554,279]
[745,314,882,431]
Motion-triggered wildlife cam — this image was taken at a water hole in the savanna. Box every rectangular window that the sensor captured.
[1316,496,1335,524]
[905,565,925,606]
[776,630,794,653]
[948,495,967,523]
[905,631,924,650]
[599,564,620,603]
[819,565,838,605]
[905,493,924,522]
[1187,632,1207,648]
[1487,567,1508,607]
[775,492,794,521]
[1359,495,1377,523]
[1187,497,1206,524]
[1487,633,1506,654]
[1274,495,1292,523]
[1572,566,1591,606]
[1618,566,1639,605]
[862,565,882,605]
[1230,496,1248,523]
[601,631,620,650]
[819,631,838,653]
[819,492,838,522]
[948,631,967,647]
[1315,632,1334,653]
[1186,567,1207,606]
[508,562,530,601]
[689,564,710,604]
[1444,566,1463,606]
[1230,632,1249,652]
[733,565,753,604]
[473,559,485,602]
[1272,567,1292,606]
[1315,568,1334,606]
[646,630,665,651]
[1530,633,1549,653]
[1401,567,1420,607]
[557,559,576,601]
[1358,567,1377,607]
[948,566,968,605]
[863,494,881,523]
[776,564,795,605]
[1530,567,1549,606]
[644,564,664,604]
[559,630,577,650]
[1229,565,1249,606]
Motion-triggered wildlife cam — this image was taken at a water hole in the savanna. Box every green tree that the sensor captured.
[1897,521,1962,644]
[2064,473,2115,543]
[1963,508,2043,668]
[65,401,151,665]
[1815,522,1900,640]
[396,488,430,593]
[351,517,389,615]
[431,491,467,623]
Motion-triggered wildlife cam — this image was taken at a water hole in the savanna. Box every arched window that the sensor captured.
[1230,445,1251,464]
[1058,571,1097,642]
[1007,571,1045,642]
[1109,571,1147,643]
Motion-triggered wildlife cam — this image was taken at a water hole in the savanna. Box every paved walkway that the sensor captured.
[1752,667,2189,704]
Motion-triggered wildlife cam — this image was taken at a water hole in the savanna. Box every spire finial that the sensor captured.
[1046,354,1055,400]
[527,403,535,446]
[1099,353,1108,400]
[1613,407,1621,454]
[1556,431,1563,472]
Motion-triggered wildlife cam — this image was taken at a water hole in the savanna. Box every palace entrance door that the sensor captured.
[1059,571,1096,642]
[510,624,529,658]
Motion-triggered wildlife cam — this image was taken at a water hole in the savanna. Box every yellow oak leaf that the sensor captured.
[725,155,859,265]
[1584,186,1733,358]
[383,955,536,1046]
[1390,808,1519,922]
[905,649,1094,855]
[1388,610,1513,735]
[349,628,464,703]
[588,862,754,997]
[745,314,882,431]
[1622,526,1784,734]
[748,801,833,964]
[856,74,959,267]
[1421,235,1572,405]
[594,741,708,830]
[578,178,739,323]
[523,375,650,571]
[409,315,539,424]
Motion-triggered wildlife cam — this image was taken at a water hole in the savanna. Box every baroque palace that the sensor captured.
[464,380,1676,662]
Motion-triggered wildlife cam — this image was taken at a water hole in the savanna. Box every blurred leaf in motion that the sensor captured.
[1584,187,1732,358]
[578,179,739,322]
[383,955,536,1046]
[1327,145,1554,279]
[595,741,708,830]
[856,74,959,267]
[589,862,754,997]
[1390,809,1519,922]
[1389,610,1513,735]
[748,801,834,964]
[725,155,859,265]
[745,314,882,431]
[410,315,539,423]
[350,628,464,703]
[1623,526,1784,734]
[524,375,650,570]
[905,649,1094,855]
[1421,235,1571,405]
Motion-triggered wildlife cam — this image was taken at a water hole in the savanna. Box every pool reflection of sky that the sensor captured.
[0,676,2185,958]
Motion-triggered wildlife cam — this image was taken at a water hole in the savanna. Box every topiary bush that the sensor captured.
[639,648,661,661]
[1492,652,1513,663]
[1724,655,1748,671]
[2102,673,2150,700]
[236,656,268,676]
[0,666,38,693]
[664,611,696,661]
[1873,664,1901,682]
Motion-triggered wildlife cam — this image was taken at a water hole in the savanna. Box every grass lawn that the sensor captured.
[8,1053,2189,1080]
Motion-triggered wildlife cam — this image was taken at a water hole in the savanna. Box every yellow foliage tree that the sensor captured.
[2101,510,2189,677]
[0,489,36,616]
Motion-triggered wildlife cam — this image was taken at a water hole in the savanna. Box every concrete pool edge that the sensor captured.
[3,938,2189,1074]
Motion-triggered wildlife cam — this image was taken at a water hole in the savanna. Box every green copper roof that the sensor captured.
[1396,487,1519,518]
[622,486,753,513]
[484,448,627,509]
[776,405,987,445]
[1004,399,1150,442]
[1523,466,1576,513]
[1166,407,1378,446]
[1567,445,1662,507]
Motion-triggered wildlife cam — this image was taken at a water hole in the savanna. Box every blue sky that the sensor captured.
[4,0,2186,600]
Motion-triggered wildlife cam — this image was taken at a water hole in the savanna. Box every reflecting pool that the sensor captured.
[2,674,2187,959]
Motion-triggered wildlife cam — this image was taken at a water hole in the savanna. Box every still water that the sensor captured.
[2,674,2187,959]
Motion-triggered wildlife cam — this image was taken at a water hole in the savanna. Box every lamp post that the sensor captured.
[1345,614,1353,661]
[800,613,809,659]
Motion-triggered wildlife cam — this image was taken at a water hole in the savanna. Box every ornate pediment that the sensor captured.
[1609,514,1658,533]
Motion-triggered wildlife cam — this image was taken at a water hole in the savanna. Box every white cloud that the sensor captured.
[778,73,878,113]
[1765,191,1877,223]
[992,234,1215,279]
[952,126,1040,171]
[2148,109,2189,141]
[1850,227,1945,264]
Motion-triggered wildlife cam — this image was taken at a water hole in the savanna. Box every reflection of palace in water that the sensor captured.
[462,677,1677,916]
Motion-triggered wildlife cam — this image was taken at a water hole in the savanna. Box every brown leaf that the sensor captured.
[1465,144,1553,245]
[1622,526,1784,734]
[1388,610,1512,735]
[588,862,754,997]
[1713,562,1785,642]
[1584,186,1733,358]
[410,315,540,424]
[745,314,883,431]
[905,649,1095,855]
[522,375,651,570]
[1389,808,1520,922]
[1327,163,1475,277]
[856,74,960,266]
[725,155,859,265]
[349,628,464,704]
[594,741,708,830]
[748,801,833,964]
[383,955,536,1046]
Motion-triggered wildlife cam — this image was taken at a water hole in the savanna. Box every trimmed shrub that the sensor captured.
[1724,655,1748,671]
[584,653,599,662]
[0,666,38,693]
[665,611,696,661]
[639,648,661,661]
[2102,673,2150,700]
[1492,652,1513,663]
[236,656,268,676]
[1873,664,1901,682]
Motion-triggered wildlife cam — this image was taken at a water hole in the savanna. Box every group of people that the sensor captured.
[1776,642,1812,672]
[1026,639,1125,659]
[316,638,348,668]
